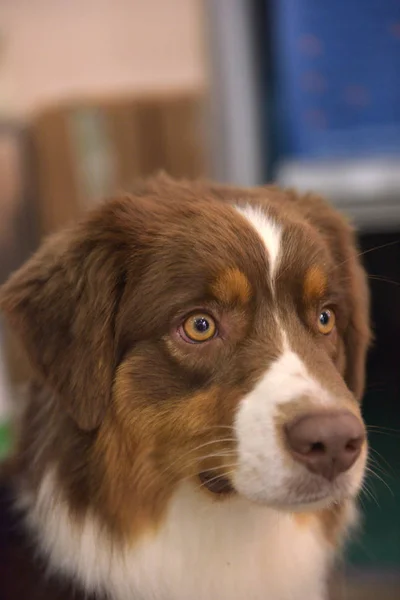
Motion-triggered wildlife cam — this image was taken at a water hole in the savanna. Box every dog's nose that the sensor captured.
[285,410,365,481]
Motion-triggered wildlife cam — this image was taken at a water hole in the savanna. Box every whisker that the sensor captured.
[333,240,400,272]
[366,381,388,391]
[368,447,397,478]
[362,481,377,503]
[367,425,400,434]
[163,463,239,492]
[367,457,393,481]
[367,428,400,440]
[276,261,294,282]
[156,438,237,476]
[366,460,393,489]
[195,451,237,461]
[358,493,367,512]
[139,445,237,497]
[186,438,237,452]
[368,275,400,286]
[198,425,236,434]
[198,462,238,472]
[361,468,382,506]
[360,482,380,508]
[364,466,394,497]
[178,451,237,474]
[197,468,237,492]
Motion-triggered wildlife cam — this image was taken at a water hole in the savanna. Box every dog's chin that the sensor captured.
[198,469,361,513]
[242,488,355,513]
[198,475,338,511]
[232,473,362,511]
[274,494,338,513]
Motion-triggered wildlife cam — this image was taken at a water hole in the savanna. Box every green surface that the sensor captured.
[346,387,400,568]
[0,421,11,460]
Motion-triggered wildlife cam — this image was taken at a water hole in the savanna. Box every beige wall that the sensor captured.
[0,0,207,118]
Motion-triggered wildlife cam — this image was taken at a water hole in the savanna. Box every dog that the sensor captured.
[0,175,370,600]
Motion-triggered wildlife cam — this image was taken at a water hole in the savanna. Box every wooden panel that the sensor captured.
[134,101,167,176]
[106,103,142,186]
[160,96,205,178]
[31,93,205,236]
[0,125,38,283]
[31,109,79,235]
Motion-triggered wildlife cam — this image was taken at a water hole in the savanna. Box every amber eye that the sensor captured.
[318,308,336,335]
[182,313,217,342]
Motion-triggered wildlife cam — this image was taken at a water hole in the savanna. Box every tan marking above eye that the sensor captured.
[182,313,217,342]
[318,308,336,335]
[303,266,327,303]
[210,268,251,305]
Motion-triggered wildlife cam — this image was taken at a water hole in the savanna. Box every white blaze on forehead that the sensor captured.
[232,209,365,508]
[236,204,282,282]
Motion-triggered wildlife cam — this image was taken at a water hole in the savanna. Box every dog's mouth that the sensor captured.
[198,471,235,495]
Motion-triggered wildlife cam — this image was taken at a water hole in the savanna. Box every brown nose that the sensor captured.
[285,410,365,481]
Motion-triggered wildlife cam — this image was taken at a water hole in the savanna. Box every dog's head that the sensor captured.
[1,176,370,533]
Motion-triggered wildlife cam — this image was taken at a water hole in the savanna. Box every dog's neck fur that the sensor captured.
[12,466,348,600]
[3,383,355,600]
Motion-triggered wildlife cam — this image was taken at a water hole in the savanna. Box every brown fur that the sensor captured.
[0,174,371,593]
[303,265,327,303]
[211,268,252,306]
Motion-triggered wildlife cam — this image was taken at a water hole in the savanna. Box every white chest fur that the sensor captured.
[21,471,332,600]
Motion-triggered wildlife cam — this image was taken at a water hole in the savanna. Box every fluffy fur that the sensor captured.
[0,175,371,600]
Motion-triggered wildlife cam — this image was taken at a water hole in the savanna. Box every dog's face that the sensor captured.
[1,178,370,533]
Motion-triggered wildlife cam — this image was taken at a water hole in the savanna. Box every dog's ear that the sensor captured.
[0,199,134,430]
[290,192,371,401]
[340,242,371,401]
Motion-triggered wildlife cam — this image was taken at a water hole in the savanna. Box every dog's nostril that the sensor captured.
[285,410,365,481]
[310,441,325,454]
[346,438,362,452]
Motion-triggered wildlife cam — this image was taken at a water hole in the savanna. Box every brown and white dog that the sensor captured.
[0,175,370,600]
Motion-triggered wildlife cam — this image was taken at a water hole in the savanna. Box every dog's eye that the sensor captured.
[181,313,217,343]
[318,308,336,335]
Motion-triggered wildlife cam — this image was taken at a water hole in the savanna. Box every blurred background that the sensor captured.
[0,1,399,598]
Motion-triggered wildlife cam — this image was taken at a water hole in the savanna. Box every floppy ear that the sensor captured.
[289,191,371,401]
[341,244,371,400]
[0,200,131,430]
